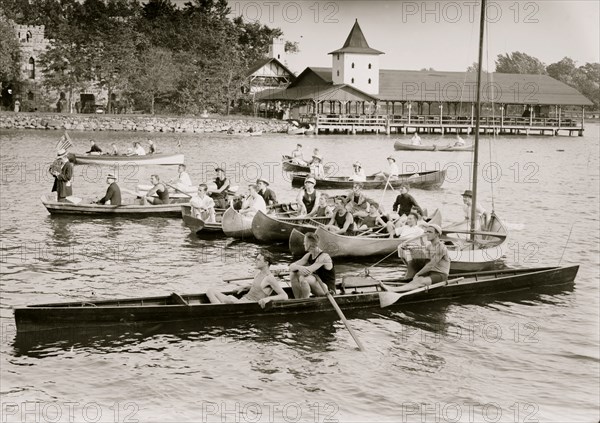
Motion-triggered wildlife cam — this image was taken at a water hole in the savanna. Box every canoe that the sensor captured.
[14,265,579,333]
[181,205,224,234]
[290,209,442,257]
[281,155,334,175]
[394,140,474,152]
[221,207,254,239]
[287,127,306,135]
[399,213,509,272]
[40,194,189,218]
[290,169,446,190]
[73,153,185,166]
[251,210,330,243]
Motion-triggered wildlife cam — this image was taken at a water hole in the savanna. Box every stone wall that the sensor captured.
[0,113,289,133]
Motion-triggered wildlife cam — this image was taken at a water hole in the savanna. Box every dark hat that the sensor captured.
[296,143,303,147]
[107,173,117,180]
[215,167,225,173]
[462,190,473,197]
[256,178,269,186]
[387,156,396,162]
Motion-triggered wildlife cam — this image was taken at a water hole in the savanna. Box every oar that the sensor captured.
[379,277,464,308]
[325,292,366,352]
[166,183,192,198]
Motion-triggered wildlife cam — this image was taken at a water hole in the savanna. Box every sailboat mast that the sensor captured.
[470,0,486,239]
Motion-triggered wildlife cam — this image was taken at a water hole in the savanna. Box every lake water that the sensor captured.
[1,125,598,422]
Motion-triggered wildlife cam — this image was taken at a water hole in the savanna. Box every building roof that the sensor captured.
[245,57,295,80]
[260,67,593,106]
[256,83,376,103]
[329,20,384,56]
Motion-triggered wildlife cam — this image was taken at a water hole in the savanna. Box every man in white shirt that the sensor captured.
[461,189,489,229]
[309,154,325,178]
[387,156,400,179]
[240,184,267,216]
[171,164,193,190]
[190,183,216,222]
[349,161,367,182]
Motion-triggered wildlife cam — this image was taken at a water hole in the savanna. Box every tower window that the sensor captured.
[28,57,35,79]
[27,91,34,101]
[368,63,372,69]
[351,78,354,83]
[352,62,355,69]
[337,70,339,77]
[368,78,371,84]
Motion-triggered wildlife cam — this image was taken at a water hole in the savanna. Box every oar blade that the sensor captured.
[379,291,402,308]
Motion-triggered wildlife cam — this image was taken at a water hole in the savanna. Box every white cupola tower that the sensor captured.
[268,37,285,62]
[329,20,383,95]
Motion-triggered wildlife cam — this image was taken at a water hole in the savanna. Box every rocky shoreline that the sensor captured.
[0,112,289,133]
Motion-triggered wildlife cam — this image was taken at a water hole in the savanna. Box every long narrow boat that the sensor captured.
[251,211,330,243]
[73,153,185,166]
[399,213,509,272]
[290,169,446,190]
[289,210,442,257]
[181,205,224,234]
[41,195,189,218]
[281,155,334,175]
[14,266,579,333]
[394,140,474,152]
[221,207,253,238]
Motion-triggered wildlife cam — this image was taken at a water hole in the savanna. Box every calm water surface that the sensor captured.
[0,125,598,422]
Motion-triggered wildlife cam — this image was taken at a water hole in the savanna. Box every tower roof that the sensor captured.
[329,19,384,55]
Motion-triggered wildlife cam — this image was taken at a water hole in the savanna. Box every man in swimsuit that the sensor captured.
[396,223,450,292]
[324,196,355,234]
[95,173,122,205]
[145,174,170,205]
[207,252,288,308]
[290,232,336,299]
[210,167,230,209]
[256,178,277,206]
[296,176,321,216]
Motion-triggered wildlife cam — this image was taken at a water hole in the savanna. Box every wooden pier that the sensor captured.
[309,114,585,136]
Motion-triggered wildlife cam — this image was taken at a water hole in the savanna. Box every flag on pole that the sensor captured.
[55,132,73,152]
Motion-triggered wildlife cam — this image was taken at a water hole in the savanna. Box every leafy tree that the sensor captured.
[0,18,21,82]
[495,52,546,74]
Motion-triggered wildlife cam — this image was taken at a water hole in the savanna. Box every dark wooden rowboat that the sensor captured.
[41,195,189,218]
[290,169,446,190]
[74,153,184,166]
[251,211,330,243]
[181,205,224,234]
[394,140,474,152]
[281,155,334,174]
[14,266,578,333]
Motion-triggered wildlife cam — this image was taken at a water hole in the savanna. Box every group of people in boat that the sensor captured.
[83,138,158,156]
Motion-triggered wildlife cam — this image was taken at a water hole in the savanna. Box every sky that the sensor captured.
[225,0,600,74]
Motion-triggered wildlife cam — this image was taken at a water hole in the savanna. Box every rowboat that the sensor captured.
[251,210,330,243]
[13,265,578,333]
[290,170,446,190]
[221,207,254,238]
[73,153,185,166]
[394,140,474,152]
[181,205,224,234]
[399,213,509,272]
[281,155,334,175]
[41,194,188,218]
[289,210,442,257]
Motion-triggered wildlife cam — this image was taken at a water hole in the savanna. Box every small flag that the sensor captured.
[55,132,73,152]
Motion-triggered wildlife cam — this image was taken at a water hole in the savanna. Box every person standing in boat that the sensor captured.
[460,189,489,230]
[349,161,366,182]
[144,175,170,205]
[207,252,288,308]
[391,183,423,222]
[86,140,102,154]
[396,223,450,292]
[210,167,230,209]
[256,178,277,207]
[50,149,74,202]
[190,183,216,222]
[239,184,267,216]
[324,196,355,234]
[170,164,193,190]
[95,173,121,205]
[289,232,336,299]
[296,176,321,216]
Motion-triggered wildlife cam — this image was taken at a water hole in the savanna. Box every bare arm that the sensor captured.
[306,192,321,216]
[145,183,162,198]
[258,276,289,308]
[415,244,444,277]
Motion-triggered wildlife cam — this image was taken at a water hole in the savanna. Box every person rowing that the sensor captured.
[190,183,216,222]
[94,173,121,205]
[207,251,288,308]
[289,232,335,299]
[396,223,450,291]
[296,176,321,216]
[144,174,170,205]
[210,167,230,209]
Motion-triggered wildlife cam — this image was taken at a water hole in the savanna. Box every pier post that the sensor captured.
[580,106,585,136]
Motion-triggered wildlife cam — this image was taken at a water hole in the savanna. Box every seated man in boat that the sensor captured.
[382,156,400,180]
[396,223,450,292]
[129,142,146,156]
[86,139,102,154]
[289,232,336,299]
[170,164,193,191]
[256,178,277,207]
[324,196,355,234]
[190,183,216,222]
[296,176,321,216]
[344,183,369,218]
[348,161,367,182]
[411,133,422,145]
[240,184,267,216]
[207,252,288,308]
[453,135,466,147]
[308,154,325,179]
[148,139,157,154]
[357,203,386,231]
[460,189,489,230]
[314,193,333,218]
[144,174,170,205]
[209,168,231,209]
[110,143,119,155]
[387,211,424,240]
[391,184,423,222]
[290,143,307,165]
[95,173,122,205]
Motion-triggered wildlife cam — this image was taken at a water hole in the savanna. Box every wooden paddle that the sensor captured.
[166,183,192,198]
[379,277,464,308]
[326,292,366,352]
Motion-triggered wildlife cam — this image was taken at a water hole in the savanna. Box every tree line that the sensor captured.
[0,0,294,114]
[467,52,599,109]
